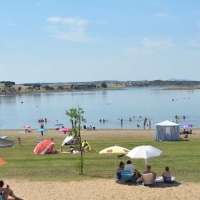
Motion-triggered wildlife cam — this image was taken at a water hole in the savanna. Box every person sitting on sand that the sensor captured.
[162,166,172,183]
[116,161,125,180]
[124,160,134,172]
[117,161,125,173]
[142,165,156,181]
[124,160,142,182]
[84,143,89,152]
[0,180,23,200]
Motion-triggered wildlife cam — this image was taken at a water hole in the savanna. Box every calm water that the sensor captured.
[0,87,199,130]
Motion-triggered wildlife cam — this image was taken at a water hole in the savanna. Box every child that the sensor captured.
[18,137,22,147]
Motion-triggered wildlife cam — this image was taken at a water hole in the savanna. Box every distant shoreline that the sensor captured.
[1,81,200,95]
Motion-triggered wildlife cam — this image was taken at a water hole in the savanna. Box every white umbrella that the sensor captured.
[61,135,74,146]
[126,145,162,166]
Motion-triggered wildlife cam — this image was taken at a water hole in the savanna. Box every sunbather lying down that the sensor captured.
[0,180,23,200]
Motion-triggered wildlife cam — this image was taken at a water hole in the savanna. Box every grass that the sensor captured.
[1,134,200,183]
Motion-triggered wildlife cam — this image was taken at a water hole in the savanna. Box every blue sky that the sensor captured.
[1,0,200,83]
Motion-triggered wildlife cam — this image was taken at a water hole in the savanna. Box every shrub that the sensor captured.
[101,81,107,88]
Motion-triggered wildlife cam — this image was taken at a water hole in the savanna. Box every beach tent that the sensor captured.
[34,140,54,154]
[154,120,180,141]
[0,138,15,147]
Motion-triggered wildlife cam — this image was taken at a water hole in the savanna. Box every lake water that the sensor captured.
[0,87,199,130]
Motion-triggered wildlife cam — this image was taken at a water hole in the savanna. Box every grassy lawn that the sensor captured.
[0,134,200,183]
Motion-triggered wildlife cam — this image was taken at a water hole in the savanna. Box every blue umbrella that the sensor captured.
[55,124,63,126]
[36,129,47,133]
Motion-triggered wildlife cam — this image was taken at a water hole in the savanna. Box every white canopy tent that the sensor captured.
[154,120,180,141]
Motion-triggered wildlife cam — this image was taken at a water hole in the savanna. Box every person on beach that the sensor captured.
[124,160,134,172]
[40,124,44,129]
[0,180,23,200]
[116,161,125,180]
[117,161,125,173]
[162,166,172,183]
[18,137,22,147]
[124,160,141,182]
[142,165,156,181]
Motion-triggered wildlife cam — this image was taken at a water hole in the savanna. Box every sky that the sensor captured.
[1,0,200,83]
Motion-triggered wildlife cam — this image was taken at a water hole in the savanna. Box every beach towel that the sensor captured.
[155,176,175,183]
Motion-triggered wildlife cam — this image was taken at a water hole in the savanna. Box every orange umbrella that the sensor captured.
[0,158,6,165]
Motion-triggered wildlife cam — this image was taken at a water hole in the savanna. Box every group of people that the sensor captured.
[180,129,192,134]
[116,160,172,184]
[0,180,23,200]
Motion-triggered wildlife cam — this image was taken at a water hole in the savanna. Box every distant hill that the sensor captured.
[167,78,195,81]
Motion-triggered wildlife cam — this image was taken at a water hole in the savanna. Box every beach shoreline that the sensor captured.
[1,82,200,95]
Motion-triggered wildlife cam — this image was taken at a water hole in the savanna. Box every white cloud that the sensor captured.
[47,17,62,23]
[46,17,89,42]
[124,38,173,56]
[188,38,200,48]
[142,38,173,49]
[96,20,107,24]
[153,12,169,18]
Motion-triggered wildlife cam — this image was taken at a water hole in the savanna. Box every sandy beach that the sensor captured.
[1,129,200,200]
[3,179,200,200]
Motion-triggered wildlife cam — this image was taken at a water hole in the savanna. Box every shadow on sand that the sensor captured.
[115,179,181,188]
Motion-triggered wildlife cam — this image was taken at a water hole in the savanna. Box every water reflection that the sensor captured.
[0,88,200,129]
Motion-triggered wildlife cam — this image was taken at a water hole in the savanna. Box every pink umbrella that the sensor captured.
[59,127,71,134]
[34,140,54,155]
[24,125,31,129]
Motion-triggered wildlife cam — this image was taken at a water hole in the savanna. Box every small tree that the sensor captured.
[66,106,86,174]
[101,81,107,88]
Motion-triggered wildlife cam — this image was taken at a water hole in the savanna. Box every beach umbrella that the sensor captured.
[61,135,74,146]
[55,123,63,127]
[99,145,130,155]
[59,127,71,134]
[126,145,162,167]
[36,128,47,133]
[0,158,6,165]
[99,145,130,175]
[181,124,191,129]
[34,140,54,154]
[55,123,63,126]
[24,125,31,129]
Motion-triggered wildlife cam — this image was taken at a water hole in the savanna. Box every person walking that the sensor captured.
[18,137,22,147]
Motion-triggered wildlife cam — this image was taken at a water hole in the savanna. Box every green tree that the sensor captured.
[101,81,107,88]
[66,106,86,175]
